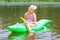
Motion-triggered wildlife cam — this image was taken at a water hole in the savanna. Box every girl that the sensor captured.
[24,5,37,40]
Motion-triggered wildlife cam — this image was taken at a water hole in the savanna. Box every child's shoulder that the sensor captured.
[33,13,36,15]
[24,12,28,15]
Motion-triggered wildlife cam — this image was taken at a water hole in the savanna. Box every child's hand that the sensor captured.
[24,21,28,24]
[31,24,35,26]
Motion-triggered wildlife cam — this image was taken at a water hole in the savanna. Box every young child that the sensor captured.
[24,5,37,40]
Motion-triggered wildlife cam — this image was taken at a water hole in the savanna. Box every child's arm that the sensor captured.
[24,12,28,24]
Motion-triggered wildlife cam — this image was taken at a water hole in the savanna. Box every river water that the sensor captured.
[0,29,60,40]
[0,2,60,40]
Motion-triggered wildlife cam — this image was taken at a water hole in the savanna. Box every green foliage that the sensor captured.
[0,0,60,2]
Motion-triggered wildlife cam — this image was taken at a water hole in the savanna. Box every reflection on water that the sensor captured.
[8,32,27,40]
[0,30,60,40]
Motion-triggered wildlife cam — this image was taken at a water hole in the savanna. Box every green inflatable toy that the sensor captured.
[7,19,53,33]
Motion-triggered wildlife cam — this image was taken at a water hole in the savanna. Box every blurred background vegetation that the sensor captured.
[0,0,60,2]
[0,0,60,29]
[0,2,60,29]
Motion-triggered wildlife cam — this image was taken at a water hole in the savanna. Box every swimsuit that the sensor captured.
[26,14,34,22]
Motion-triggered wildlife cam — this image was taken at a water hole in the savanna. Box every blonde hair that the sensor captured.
[29,5,37,10]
